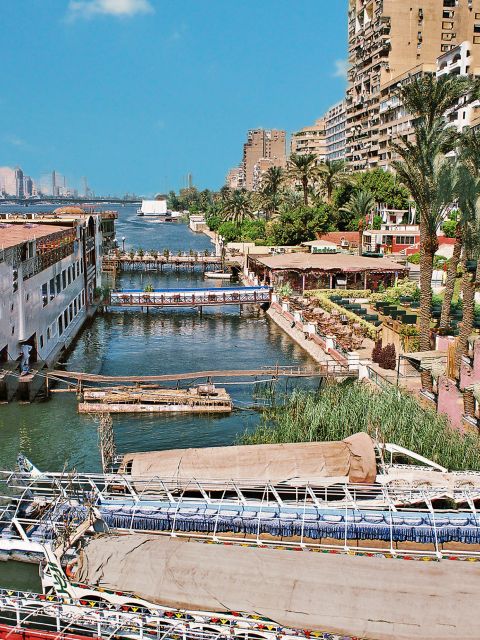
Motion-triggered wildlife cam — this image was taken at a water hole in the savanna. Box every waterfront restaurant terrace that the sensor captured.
[247,252,407,292]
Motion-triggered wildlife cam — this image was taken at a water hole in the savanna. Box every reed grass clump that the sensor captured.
[240,381,480,471]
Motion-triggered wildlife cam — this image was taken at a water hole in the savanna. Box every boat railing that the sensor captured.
[0,591,291,640]
[2,473,480,560]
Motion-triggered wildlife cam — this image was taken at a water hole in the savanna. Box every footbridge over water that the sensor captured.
[107,286,272,309]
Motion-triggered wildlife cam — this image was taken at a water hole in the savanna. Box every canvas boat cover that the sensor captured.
[76,533,480,640]
[120,432,376,486]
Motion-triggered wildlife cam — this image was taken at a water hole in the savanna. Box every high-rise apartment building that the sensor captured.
[242,129,286,191]
[15,167,24,199]
[347,0,480,171]
[324,101,347,161]
[291,118,327,161]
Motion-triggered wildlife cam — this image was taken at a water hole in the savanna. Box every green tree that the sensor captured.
[268,206,331,246]
[453,164,480,372]
[391,75,466,374]
[220,189,254,227]
[340,190,376,230]
[259,166,285,219]
[357,168,410,210]
[287,153,319,205]
[317,160,350,204]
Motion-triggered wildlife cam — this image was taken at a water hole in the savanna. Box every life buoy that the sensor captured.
[65,561,77,579]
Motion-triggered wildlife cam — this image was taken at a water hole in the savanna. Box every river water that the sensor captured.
[0,204,316,589]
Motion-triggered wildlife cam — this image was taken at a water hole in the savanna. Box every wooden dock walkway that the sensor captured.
[108,286,271,308]
[103,254,226,274]
[47,363,357,387]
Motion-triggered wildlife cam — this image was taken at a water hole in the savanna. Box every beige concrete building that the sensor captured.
[242,129,286,191]
[226,166,245,189]
[347,0,480,171]
[291,118,327,161]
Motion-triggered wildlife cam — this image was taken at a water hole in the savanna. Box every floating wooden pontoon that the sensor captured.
[78,384,232,414]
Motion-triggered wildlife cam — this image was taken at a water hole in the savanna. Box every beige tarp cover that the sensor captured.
[120,432,376,485]
[76,534,480,640]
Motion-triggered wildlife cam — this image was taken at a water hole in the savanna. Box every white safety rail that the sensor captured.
[109,286,271,308]
[2,470,480,560]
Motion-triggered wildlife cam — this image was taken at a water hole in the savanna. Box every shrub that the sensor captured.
[378,343,396,370]
[276,283,293,298]
[407,253,420,264]
[372,339,383,364]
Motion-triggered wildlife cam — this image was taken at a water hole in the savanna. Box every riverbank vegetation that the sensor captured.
[240,382,480,470]
[167,165,411,247]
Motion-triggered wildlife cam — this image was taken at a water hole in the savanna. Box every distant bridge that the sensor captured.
[108,286,271,308]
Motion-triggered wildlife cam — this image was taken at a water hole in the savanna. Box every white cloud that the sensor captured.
[67,0,154,20]
[333,59,348,80]
[4,134,31,150]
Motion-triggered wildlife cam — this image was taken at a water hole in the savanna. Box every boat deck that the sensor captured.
[78,385,232,414]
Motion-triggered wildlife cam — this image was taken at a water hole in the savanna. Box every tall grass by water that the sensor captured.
[240,381,480,471]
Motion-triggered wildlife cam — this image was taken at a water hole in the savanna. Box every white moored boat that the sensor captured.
[204,270,232,280]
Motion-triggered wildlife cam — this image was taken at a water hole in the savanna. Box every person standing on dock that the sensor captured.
[20,344,32,375]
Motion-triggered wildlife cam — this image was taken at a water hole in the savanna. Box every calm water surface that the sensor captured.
[0,204,315,589]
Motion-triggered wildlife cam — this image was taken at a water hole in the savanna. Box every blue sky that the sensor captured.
[1,0,348,195]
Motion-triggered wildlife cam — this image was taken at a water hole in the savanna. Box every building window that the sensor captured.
[76,262,80,277]
[67,267,72,285]
[56,274,61,295]
[39,335,44,349]
[444,10,455,18]
[11,326,14,335]
[475,24,480,33]
[442,21,453,30]
[47,327,51,340]
[69,304,73,322]
[58,316,63,336]
[81,290,85,306]
[49,278,55,300]
[74,299,77,315]
[64,309,69,328]
[42,283,48,307]
[62,270,67,289]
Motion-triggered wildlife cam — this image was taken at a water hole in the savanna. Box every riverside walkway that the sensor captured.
[108,285,272,308]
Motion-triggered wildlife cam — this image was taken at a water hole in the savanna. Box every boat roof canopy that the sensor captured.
[120,432,377,486]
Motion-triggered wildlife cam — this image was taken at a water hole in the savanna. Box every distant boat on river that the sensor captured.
[137,198,182,221]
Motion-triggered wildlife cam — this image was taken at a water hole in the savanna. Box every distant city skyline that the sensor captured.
[0,1,348,195]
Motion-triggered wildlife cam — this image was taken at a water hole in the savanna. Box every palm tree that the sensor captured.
[391,75,469,364]
[440,130,480,330]
[259,166,285,219]
[317,160,350,204]
[220,189,254,227]
[453,165,480,373]
[340,190,375,256]
[261,166,284,197]
[287,153,319,205]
